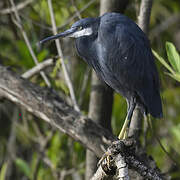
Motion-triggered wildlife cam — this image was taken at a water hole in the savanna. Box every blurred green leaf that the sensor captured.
[166,42,180,72]
[16,41,34,68]
[15,158,32,179]
[30,153,38,178]
[47,132,61,168]
[51,58,69,94]
[51,58,61,78]
[171,124,180,143]
[153,43,180,82]
[0,162,8,180]
[152,49,175,74]
[37,49,49,62]
[167,72,180,82]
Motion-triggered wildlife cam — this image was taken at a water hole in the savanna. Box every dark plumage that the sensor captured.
[40,12,163,133]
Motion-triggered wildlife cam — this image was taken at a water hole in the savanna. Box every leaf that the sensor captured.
[37,49,49,62]
[166,42,180,73]
[0,162,8,180]
[51,58,61,78]
[152,49,175,74]
[15,158,32,179]
[166,72,180,82]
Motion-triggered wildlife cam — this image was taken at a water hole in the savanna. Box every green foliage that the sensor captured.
[171,124,180,145]
[0,162,8,180]
[47,132,61,168]
[112,93,127,135]
[51,58,69,94]
[15,158,32,179]
[166,42,180,72]
[153,42,180,82]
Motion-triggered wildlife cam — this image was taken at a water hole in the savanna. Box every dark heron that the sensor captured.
[40,12,163,139]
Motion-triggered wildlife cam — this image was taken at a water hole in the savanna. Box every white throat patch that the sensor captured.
[68,27,93,38]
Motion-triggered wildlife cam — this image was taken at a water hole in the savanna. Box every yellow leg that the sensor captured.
[118,101,136,139]
[118,115,130,139]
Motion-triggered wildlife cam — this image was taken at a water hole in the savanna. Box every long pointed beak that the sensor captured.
[40,27,78,44]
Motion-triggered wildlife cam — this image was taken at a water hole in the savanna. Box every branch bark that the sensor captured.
[91,140,164,180]
[138,0,153,35]
[129,0,153,143]
[0,65,115,157]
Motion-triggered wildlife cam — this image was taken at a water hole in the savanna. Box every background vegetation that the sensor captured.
[0,0,180,179]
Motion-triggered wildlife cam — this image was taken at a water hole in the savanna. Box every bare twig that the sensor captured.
[138,0,153,34]
[22,58,54,79]
[57,0,97,30]
[20,13,52,31]
[0,0,33,15]
[9,0,51,87]
[19,0,96,32]
[71,0,82,19]
[47,0,79,111]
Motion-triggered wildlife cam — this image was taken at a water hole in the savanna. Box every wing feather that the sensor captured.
[97,14,162,117]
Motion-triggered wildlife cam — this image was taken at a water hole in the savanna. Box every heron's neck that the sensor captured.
[75,35,97,65]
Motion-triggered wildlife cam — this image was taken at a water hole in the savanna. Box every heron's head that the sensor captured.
[40,17,100,44]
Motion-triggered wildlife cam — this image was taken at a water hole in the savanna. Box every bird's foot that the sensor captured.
[98,140,134,175]
[97,151,116,176]
[97,151,112,169]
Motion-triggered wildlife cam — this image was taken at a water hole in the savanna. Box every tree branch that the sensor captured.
[0,65,165,179]
[22,58,54,79]
[91,140,164,180]
[57,0,97,31]
[129,0,153,143]
[0,65,115,157]
[138,0,153,34]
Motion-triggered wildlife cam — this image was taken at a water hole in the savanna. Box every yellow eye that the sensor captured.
[79,26,83,30]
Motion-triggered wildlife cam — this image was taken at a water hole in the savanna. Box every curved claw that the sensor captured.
[97,151,112,170]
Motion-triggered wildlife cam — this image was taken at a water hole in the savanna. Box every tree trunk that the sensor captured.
[129,0,153,141]
[85,1,129,179]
